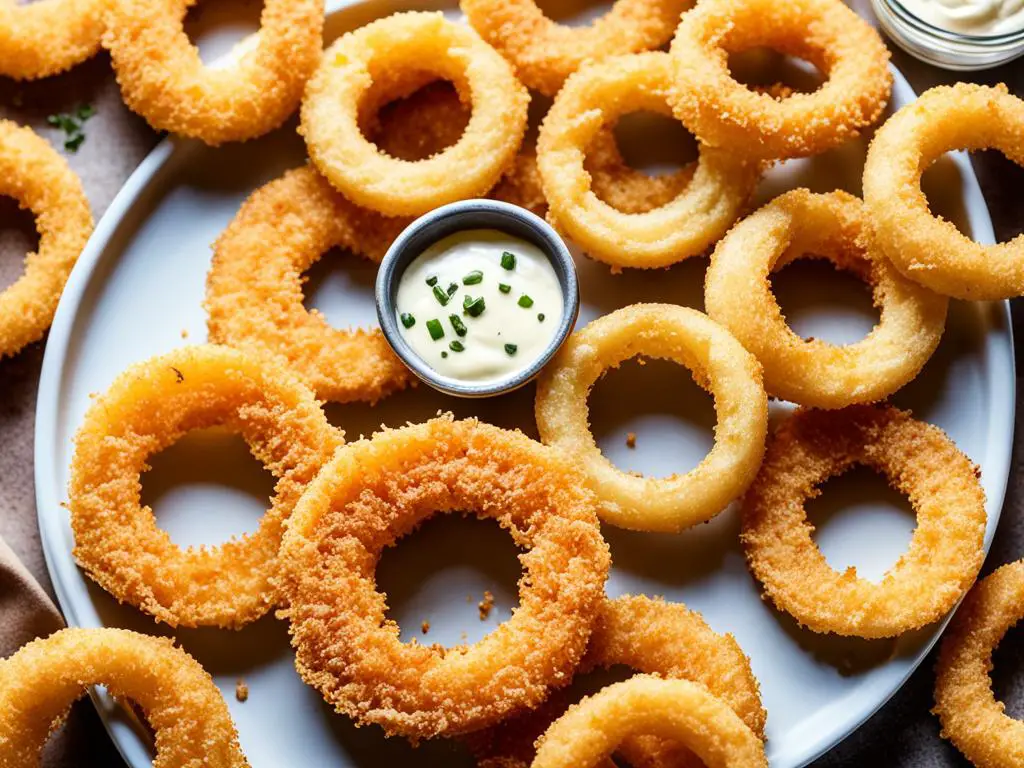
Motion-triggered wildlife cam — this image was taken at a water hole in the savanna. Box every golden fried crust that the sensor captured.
[278,417,610,739]
[68,345,343,629]
[0,628,248,768]
[742,405,987,638]
[0,0,106,80]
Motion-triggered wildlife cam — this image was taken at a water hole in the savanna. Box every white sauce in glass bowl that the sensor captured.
[898,0,1024,35]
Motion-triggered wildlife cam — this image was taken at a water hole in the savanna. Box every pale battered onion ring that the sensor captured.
[69,345,343,629]
[705,189,948,408]
[742,405,987,639]
[535,304,768,533]
[669,0,892,159]
[538,53,760,270]
[103,0,323,145]
[470,595,765,768]
[863,83,1024,300]
[0,120,92,360]
[532,675,767,768]
[0,0,106,80]
[300,12,529,217]
[460,0,692,96]
[934,560,1024,768]
[278,416,610,739]
[0,628,248,767]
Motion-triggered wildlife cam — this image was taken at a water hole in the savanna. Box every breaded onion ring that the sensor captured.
[863,83,1024,300]
[278,416,610,739]
[300,12,529,217]
[470,595,765,768]
[536,304,768,533]
[69,345,343,629]
[934,560,1024,768]
[742,405,987,639]
[103,0,323,145]
[538,53,760,270]
[669,0,892,159]
[532,675,767,768]
[705,189,948,408]
[0,120,92,360]
[0,0,106,80]
[0,628,247,767]
[460,0,691,97]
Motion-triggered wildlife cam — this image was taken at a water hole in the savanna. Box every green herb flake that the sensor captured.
[447,282,459,297]
[538,313,545,322]
[501,251,516,270]
[441,351,449,358]
[46,103,95,153]
[463,295,486,318]
[518,294,534,308]
[498,283,512,294]
[400,313,416,329]
[426,319,444,340]
[432,284,450,306]
[504,344,518,356]
[463,270,483,285]
[449,340,465,352]
[426,275,438,287]
[449,314,467,336]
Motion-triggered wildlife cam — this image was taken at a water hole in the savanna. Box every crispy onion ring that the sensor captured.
[742,405,987,639]
[0,628,247,767]
[278,416,610,739]
[0,120,92,360]
[934,560,1024,768]
[460,0,691,97]
[532,675,767,768]
[68,345,343,629]
[0,0,106,80]
[300,12,529,217]
[705,189,948,408]
[863,83,1024,300]
[470,595,765,768]
[538,52,760,270]
[669,0,892,159]
[535,304,768,533]
[103,0,323,145]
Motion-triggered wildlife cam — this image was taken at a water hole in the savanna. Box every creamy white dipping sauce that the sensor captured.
[396,229,564,383]
[898,0,1024,35]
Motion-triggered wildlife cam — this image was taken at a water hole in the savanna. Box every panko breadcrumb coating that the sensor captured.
[278,417,610,739]
[0,0,106,80]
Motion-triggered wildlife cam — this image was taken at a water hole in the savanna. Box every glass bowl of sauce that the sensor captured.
[872,0,1024,69]
[376,199,579,398]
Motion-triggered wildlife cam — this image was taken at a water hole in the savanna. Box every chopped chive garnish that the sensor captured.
[463,296,486,317]
[498,283,512,294]
[463,270,483,285]
[400,313,416,328]
[518,294,534,308]
[441,351,449,358]
[449,340,465,352]
[449,314,467,336]
[504,344,518,356]
[501,251,516,270]
[537,313,545,322]
[432,284,450,305]
[426,319,444,340]
[426,275,438,286]
[447,282,458,297]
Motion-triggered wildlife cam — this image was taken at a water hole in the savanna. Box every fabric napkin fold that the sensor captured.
[0,534,63,657]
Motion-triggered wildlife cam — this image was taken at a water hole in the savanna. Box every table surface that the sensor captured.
[0,3,1022,765]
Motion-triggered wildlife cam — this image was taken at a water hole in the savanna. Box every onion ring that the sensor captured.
[863,83,1024,300]
[0,0,106,80]
[300,12,529,217]
[704,189,948,408]
[742,405,987,639]
[68,345,343,629]
[470,595,765,768]
[934,560,1024,768]
[103,0,324,145]
[668,0,892,159]
[0,628,247,767]
[535,303,768,533]
[460,0,692,97]
[278,416,610,739]
[0,120,93,360]
[537,52,761,270]
[532,675,767,768]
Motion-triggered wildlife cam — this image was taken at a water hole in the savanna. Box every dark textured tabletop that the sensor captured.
[0,2,1021,765]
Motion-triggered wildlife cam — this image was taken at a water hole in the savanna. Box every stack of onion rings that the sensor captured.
[69,345,343,629]
[0,0,106,80]
[863,83,1024,300]
[742,405,986,638]
[705,189,948,408]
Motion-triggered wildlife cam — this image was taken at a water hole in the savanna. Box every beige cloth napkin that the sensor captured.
[0,535,63,657]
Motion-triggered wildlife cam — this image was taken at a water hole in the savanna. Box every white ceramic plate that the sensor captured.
[35,2,1014,766]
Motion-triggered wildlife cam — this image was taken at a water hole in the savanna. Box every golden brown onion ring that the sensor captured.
[535,303,768,533]
[0,0,106,80]
[0,628,248,767]
[69,345,343,629]
[705,189,948,408]
[742,405,987,639]
[278,416,610,739]
[863,83,1024,300]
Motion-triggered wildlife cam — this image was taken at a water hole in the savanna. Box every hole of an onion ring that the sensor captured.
[533,0,611,28]
[990,620,1024,720]
[0,195,40,292]
[806,466,915,584]
[607,111,698,175]
[182,0,264,66]
[589,358,716,480]
[919,152,978,242]
[727,47,826,98]
[362,79,470,162]
[139,427,276,549]
[300,245,379,330]
[375,514,522,646]
[769,257,878,345]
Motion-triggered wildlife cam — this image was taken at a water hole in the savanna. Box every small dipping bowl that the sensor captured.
[376,199,580,398]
